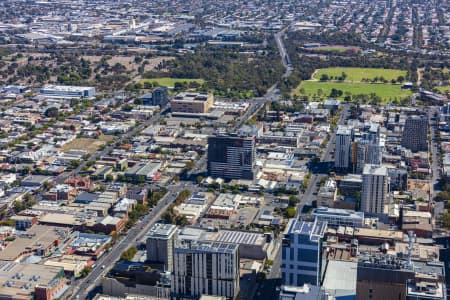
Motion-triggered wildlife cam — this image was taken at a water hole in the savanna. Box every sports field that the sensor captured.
[293,67,411,102]
[313,67,407,82]
[312,46,359,53]
[139,77,204,88]
[295,81,411,101]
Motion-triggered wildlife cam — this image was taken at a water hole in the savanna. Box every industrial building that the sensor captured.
[40,84,96,98]
[0,261,67,300]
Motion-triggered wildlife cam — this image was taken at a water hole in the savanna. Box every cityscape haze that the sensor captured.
[0,0,447,300]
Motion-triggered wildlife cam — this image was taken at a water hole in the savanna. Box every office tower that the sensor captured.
[171,241,240,300]
[145,223,178,272]
[361,164,389,214]
[282,219,327,287]
[152,87,169,107]
[207,133,256,180]
[335,125,353,171]
[402,115,428,152]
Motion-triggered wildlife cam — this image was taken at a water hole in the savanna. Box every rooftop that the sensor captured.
[313,207,364,219]
[363,164,388,176]
[0,261,64,298]
[286,219,327,242]
[173,92,212,102]
[41,84,94,92]
[336,125,352,136]
[176,240,238,254]
[145,223,178,240]
[0,225,70,261]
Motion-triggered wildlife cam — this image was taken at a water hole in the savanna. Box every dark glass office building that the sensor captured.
[142,87,169,107]
[207,134,256,180]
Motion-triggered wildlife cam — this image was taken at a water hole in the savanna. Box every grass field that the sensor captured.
[437,86,450,94]
[313,47,347,53]
[294,81,412,102]
[60,135,114,154]
[139,77,204,88]
[313,67,407,82]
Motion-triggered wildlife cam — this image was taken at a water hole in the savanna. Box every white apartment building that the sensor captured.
[361,164,389,214]
[171,241,239,300]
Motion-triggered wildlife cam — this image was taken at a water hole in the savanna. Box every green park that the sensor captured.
[293,67,412,103]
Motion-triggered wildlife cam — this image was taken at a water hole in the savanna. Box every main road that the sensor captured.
[67,183,191,299]
[297,104,350,214]
[274,26,293,78]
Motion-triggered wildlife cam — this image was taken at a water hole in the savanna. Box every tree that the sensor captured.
[69,160,81,169]
[79,266,92,278]
[0,219,14,227]
[120,246,138,261]
[288,196,300,207]
[196,176,204,184]
[286,207,296,218]
[43,181,53,190]
[185,161,195,170]
[110,230,119,242]
[175,189,191,205]
[436,191,450,202]
[439,211,450,229]
[44,107,59,118]
[320,74,329,81]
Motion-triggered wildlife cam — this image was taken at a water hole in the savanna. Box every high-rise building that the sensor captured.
[352,124,383,173]
[402,115,428,152]
[335,125,353,171]
[171,241,240,300]
[353,140,382,173]
[361,164,389,214]
[282,219,327,287]
[354,140,368,174]
[145,223,178,272]
[152,87,169,107]
[207,133,256,180]
[142,87,169,107]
